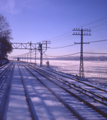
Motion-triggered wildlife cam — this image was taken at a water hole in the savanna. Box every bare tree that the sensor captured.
[0,14,13,65]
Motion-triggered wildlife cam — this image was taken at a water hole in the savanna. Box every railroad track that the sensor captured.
[27,63,107,105]
[20,62,107,120]
[29,63,107,98]
[0,61,107,120]
[0,61,11,74]
[0,62,14,120]
[18,63,39,120]
[0,62,13,89]
[30,63,107,92]
[0,62,33,120]
[19,63,82,120]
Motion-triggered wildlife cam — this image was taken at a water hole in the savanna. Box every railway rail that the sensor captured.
[0,61,107,120]
[21,62,107,119]
[30,64,107,93]
[0,62,14,119]
[29,64,107,102]
[0,62,13,89]
[27,63,107,105]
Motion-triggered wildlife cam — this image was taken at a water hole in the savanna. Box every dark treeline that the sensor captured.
[0,14,12,64]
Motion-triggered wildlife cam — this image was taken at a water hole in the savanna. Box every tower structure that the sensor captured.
[73,28,91,77]
[38,41,51,66]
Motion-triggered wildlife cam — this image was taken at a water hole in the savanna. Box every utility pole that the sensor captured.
[35,44,36,65]
[38,41,51,67]
[73,28,91,77]
[38,43,43,66]
[30,42,32,63]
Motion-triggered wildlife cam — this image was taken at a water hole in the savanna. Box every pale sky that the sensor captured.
[0,0,107,57]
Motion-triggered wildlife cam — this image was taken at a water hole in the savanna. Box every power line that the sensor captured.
[49,33,77,44]
[92,26,107,34]
[82,15,107,27]
[84,52,107,55]
[90,21,107,30]
[45,52,80,57]
[49,39,107,50]
[49,44,76,49]
[49,31,72,41]
[46,15,107,44]
[88,39,107,43]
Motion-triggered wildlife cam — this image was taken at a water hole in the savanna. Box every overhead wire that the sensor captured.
[45,52,80,57]
[90,21,107,29]
[82,15,107,27]
[88,39,107,43]
[10,15,107,59]
[48,15,107,46]
[49,44,76,49]
[84,52,107,55]
[49,39,107,49]
[49,33,77,44]
[49,30,72,41]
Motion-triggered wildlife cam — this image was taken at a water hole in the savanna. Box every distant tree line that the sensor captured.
[0,14,12,63]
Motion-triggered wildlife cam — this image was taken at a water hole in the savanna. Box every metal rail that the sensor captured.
[18,63,38,120]
[0,62,13,90]
[21,63,85,120]
[39,66,107,93]
[30,63,107,93]
[0,63,14,120]
[0,61,9,70]
[0,62,13,84]
[31,66,107,105]
[21,62,107,119]
[24,63,107,118]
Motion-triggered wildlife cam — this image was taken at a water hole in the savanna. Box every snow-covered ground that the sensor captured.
[2,61,107,119]
[18,59,107,86]
[40,60,107,86]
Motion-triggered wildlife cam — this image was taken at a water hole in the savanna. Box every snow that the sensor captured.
[32,60,107,87]
[25,65,106,120]
[19,64,77,120]
[3,64,32,120]
[1,60,107,119]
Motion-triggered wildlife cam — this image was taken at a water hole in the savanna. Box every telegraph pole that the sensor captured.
[30,42,32,63]
[38,43,43,66]
[35,44,36,65]
[38,41,51,67]
[73,28,91,77]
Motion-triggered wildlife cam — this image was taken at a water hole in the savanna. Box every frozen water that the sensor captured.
[20,59,107,87]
